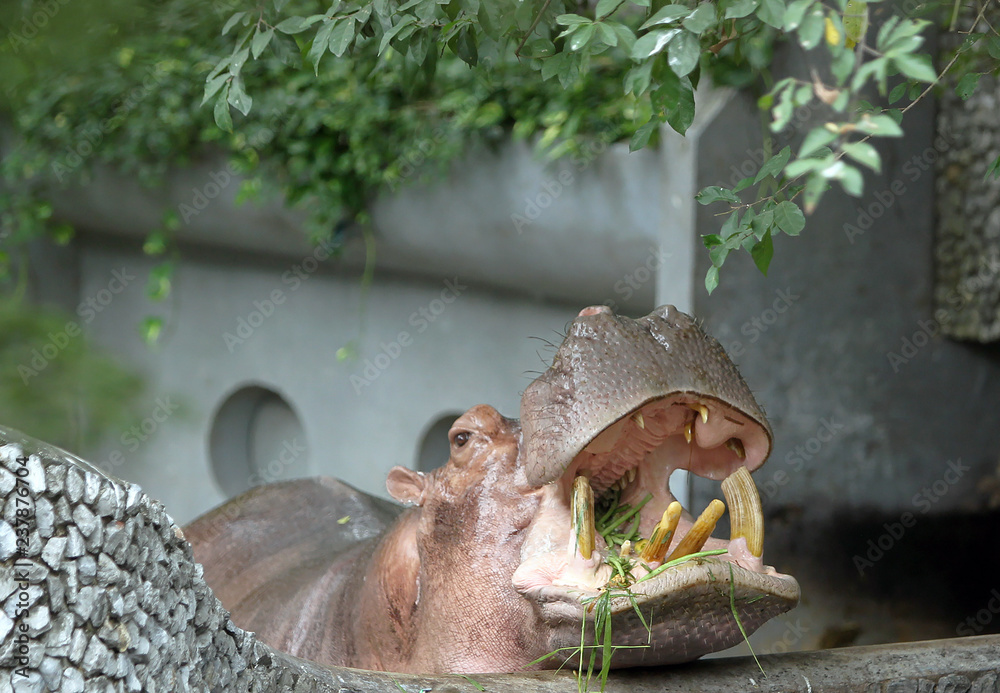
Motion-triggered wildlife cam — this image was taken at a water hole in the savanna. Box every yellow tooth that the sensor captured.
[683,420,693,444]
[633,412,645,429]
[619,540,632,558]
[689,403,709,424]
[572,475,595,560]
[725,437,746,459]
[721,466,763,558]
[639,501,682,563]
[666,499,725,562]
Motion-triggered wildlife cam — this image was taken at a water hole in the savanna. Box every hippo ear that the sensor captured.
[386,466,428,506]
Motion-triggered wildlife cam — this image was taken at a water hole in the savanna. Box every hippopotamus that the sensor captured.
[185,305,800,674]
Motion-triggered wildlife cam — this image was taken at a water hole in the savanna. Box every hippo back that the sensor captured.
[184,478,402,659]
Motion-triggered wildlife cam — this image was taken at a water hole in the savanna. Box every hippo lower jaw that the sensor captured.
[512,393,800,667]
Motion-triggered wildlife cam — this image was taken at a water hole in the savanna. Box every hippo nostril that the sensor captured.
[578,305,612,317]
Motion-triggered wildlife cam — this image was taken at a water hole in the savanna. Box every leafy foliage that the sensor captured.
[204,0,1000,292]
[0,0,642,306]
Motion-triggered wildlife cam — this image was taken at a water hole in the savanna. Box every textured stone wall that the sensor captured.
[2,424,1000,693]
[934,5,1000,342]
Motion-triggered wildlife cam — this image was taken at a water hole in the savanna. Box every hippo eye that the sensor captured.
[452,431,471,448]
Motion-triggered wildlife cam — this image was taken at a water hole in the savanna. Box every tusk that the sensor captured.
[666,499,725,562]
[725,437,746,459]
[721,466,763,558]
[688,403,709,424]
[571,475,596,560]
[639,501,682,564]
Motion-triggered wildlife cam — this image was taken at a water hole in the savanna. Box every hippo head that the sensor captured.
[383,305,799,672]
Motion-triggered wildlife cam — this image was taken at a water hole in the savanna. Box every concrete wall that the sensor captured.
[76,240,599,523]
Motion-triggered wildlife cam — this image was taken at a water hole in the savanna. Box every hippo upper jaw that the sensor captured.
[514,305,800,667]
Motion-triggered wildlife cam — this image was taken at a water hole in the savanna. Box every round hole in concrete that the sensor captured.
[209,385,309,498]
[416,412,463,473]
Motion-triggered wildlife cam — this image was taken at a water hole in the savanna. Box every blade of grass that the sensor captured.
[634,549,728,584]
[728,562,765,677]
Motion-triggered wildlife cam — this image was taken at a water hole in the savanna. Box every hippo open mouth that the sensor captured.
[515,305,799,666]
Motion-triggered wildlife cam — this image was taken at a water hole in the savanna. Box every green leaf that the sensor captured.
[597,23,619,46]
[667,30,699,76]
[202,74,229,106]
[956,72,981,100]
[841,141,881,172]
[141,317,163,345]
[640,4,691,29]
[453,26,478,66]
[750,230,774,275]
[733,176,755,192]
[596,0,622,18]
[892,53,936,83]
[782,0,813,29]
[696,186,740,205]
[856,113,903,136]
[888,81,907,104]
[665,77,695,134]
[275,0,290,10]
[725,0,758,19]
[251,27,275,59]
[756,0,784,28]
[705,265,720,294]
[683,4,717,33]
[630,117,659,151]
[309,19,337,73]
[380,15,417,54]
[275,14,325,34]
[632,28,679,59]
[797,8,824,49]
[773,201,805,235]
[702,234,723,247]
[799,127,837,157]
[222,11,247,36]
[985,154,1000,181]
[803,171,829,213]
[227,77,252,116]
[214,86,233,132]
[624,61,653,95]
[610,22,637,51]
[569,23,596,51]
[709,242,730,267]
[821,160,863,196]
[784,157,825,178]
[329,17,355,56]
[754,145,791,183]
[988,36,1000,60]
[556,13,591,25]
